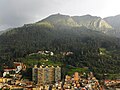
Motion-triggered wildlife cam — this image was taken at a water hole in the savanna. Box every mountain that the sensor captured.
[0,31,3,35]
[72,15,112,32]
[37,14,79,28]
[0,29,12,35]
[104,15,120,37]
[0,14,120,74]
[37,14,112,32]
[104,15,120,29]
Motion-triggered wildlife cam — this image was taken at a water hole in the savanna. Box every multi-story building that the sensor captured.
[32,65,61,85]
[49,66,55,83]
[37,66,44,85]
[74,72,79,81]
[32,65,38,84]
[44,66,50,84]
[55,66,61,82]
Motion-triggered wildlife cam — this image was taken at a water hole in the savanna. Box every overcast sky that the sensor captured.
[0,0,120,31]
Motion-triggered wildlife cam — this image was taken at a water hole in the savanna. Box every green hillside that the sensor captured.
[0,14,120,76]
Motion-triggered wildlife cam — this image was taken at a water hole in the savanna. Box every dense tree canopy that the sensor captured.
[0,22,120,75]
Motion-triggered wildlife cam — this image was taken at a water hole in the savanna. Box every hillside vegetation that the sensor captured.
[0,14,120,76]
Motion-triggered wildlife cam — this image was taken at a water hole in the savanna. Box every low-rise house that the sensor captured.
[3,62,26,77]
[3,68,16,77]
[0,77,12,83]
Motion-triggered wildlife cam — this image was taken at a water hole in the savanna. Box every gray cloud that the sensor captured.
[0,0,119,30]
[0,0,43,26]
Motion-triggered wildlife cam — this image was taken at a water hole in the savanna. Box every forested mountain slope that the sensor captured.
[0,14,120,74]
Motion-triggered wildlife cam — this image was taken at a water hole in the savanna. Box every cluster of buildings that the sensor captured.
[0,62,113,90]
[61,51,74,56]
[31,71,104,90]
[0,62,33,90]
[3,62,26,77]
[0,61,62,90]
[32,65,104,90]
[29,50,74,57]
[62,72,103,90]
[105,80,120,87]
[32,65,61,85]
[29,50,54,56]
